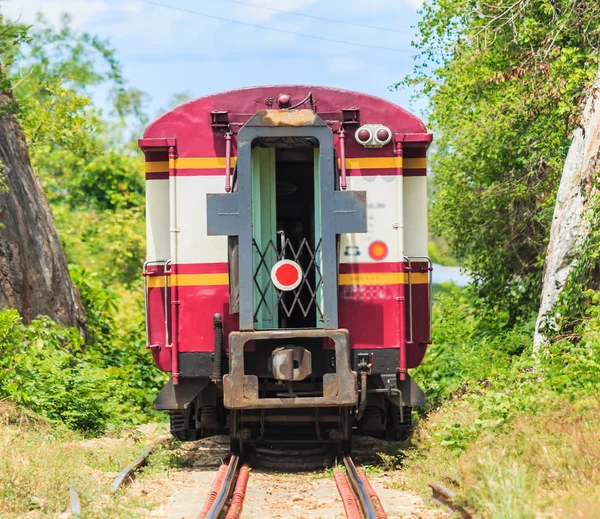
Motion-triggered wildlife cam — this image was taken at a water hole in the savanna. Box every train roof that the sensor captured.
[141,85,429,155]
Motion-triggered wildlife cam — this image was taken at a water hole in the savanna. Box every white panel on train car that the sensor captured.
[175,176,228,264]
[403,176,428,257]
[146,179,170,261]
[339,175,402,263]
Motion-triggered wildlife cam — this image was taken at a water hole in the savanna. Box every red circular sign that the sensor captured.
[275,263,299,286]
[368,241,389,261]
[271,260,303,291]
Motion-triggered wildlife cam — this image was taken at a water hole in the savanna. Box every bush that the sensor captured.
[414,284,533,405]
[0,310,113,433]
[402,288,600,516]
[0,305,166,434]
[70,267,167,418]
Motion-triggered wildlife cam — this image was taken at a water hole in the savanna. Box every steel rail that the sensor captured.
[69,487,81,517]
[111,437,168,494]
[223,463,251,519]
[429,482,473,519]
[342,456,380,519]
[66,436,167,516]
[203,454,240,519]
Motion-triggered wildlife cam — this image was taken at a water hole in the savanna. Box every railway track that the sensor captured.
[68,436,169,517]
[334,456,387,519]
[197,453,387,519]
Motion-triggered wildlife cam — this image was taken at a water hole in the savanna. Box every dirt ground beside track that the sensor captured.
[139,436,448,519]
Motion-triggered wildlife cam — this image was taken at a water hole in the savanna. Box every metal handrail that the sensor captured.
[339,128,347,190]
[404,255,433,343]
[403,256,413,344]
[142,259,171,349]
[224,131,233,193]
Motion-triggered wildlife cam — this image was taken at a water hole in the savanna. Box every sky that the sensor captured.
[3,0,427,122]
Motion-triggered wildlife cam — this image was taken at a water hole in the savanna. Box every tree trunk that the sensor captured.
[534,67,600,349]
[0,91,86,331]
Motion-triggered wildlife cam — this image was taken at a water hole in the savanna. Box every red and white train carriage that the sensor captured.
[140,85,432,449]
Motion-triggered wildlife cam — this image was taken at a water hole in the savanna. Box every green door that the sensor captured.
[252,147,278,329]
[251,146,324,329]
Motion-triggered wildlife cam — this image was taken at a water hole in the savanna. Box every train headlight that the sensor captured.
[355,127,373,145]
[375,127,391,145]
[355,124,392,148]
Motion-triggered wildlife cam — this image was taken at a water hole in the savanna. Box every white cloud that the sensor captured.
[224,0,320,23]
[1,0,416,60]
[0,0,425,120]
[1,0,115,26]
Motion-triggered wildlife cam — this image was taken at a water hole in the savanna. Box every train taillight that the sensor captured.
[355,124,392,148]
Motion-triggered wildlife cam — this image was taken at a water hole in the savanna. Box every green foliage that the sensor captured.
[67,151,145,210]
[402,286,600,516]
[70,266,119,347]
[68,266,166,421]
[0,309,111,432]
[413,286,600,453]
[6,14,149,286]
[427,236,457,266]
[400,0,600,321]
[394,2,600,514]
[0,305,164,434]
[414,285,532,404]
[56,207,146,286]
[5,14,110,155]
[541,187,600,340]
[0,14,29,96]
[3,12,147,162]
[0,12,166,434]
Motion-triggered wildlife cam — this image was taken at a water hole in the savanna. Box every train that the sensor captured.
[140,86,432,451]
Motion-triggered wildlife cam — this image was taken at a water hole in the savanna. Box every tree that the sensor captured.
[1,11,148,293]
[400,0,600,322]
[0,16,85,328]
[534,66,600,347]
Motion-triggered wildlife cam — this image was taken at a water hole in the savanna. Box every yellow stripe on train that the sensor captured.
[146,272,429,288]
[338,272,428,285]
[145,156,426,173]
[147,274,229,288]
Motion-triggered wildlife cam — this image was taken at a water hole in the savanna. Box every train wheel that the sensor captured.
[339,407,353,455]
[385,405,413,441]
[230,437,241,454]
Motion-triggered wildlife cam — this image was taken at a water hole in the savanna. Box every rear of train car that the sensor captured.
[140,86,432,448]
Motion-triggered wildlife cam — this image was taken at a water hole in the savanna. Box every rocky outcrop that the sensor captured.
[0,92,85,331]
[534,67,600,349]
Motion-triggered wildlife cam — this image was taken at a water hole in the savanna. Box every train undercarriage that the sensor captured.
[158,326,424,452]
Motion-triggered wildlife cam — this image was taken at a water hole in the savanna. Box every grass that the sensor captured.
[398,398,600,518]
[0,400,171,519]
[392,283,600,518]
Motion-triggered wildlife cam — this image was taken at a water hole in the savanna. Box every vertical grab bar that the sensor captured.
[339,128,347,190]
[168,146,180,385]
[164,260,171,347]
[399,258,408,381]
[404,256,414,345]
[404,256,433,344]
[143,259,170,350]
[143,260,153,348]
[224,131,232,193]
[408,256,433,342]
